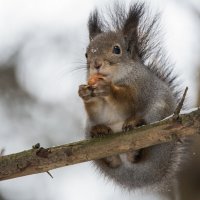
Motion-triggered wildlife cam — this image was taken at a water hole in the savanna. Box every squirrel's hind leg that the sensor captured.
[122,117,147,163]
[90,124,122,168]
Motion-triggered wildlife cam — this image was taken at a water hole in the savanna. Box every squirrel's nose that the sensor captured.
[94,60,102,70]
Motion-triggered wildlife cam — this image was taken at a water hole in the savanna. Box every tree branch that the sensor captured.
[0,109,200,181]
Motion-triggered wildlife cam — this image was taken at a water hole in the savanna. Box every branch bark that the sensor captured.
[198,67,200,106]
[0,109,200,181]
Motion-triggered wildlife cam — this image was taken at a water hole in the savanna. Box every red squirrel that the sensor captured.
[79,3,185,191]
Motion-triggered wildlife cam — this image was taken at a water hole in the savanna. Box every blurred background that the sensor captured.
[0,0,199,199]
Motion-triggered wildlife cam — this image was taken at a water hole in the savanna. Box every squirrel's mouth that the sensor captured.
[90,71,109,77]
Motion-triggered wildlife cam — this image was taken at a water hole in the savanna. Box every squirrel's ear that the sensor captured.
[122,4,144,56]
[88,9,103,40]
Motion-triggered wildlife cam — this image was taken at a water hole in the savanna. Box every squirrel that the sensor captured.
[78,2,185,191]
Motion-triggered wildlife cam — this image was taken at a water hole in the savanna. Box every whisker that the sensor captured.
[54,66,87,82]
[71,60,87,65]
[68,67,87,74]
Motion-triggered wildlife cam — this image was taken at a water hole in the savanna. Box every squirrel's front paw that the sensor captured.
[78,78,111,101]
[90,124,113,138]
[122,117,146,132]
[92,77,111,97]
[78,84,93,101]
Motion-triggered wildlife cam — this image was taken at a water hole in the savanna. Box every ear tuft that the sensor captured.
[88,9,103,40]
[122,3,145,57]
[123,3,145,36]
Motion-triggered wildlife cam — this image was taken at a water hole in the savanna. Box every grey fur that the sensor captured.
[82,2,186,191]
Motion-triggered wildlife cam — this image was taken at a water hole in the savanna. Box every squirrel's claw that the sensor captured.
[122,118,137,132]
[78,84,93,101]
[90,124,113,138]
[91,78,112,97]
[122,117,146,132]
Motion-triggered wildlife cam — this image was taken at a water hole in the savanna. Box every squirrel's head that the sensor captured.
[86,32,135,81]
[85,5,145,82]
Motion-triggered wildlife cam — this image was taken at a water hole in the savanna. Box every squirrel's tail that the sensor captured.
[94,141,185,190]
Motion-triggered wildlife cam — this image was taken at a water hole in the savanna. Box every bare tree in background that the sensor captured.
[0,194,6,200]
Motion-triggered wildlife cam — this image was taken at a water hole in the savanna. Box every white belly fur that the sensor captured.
[94,100,133,168]
[109,121,123,133]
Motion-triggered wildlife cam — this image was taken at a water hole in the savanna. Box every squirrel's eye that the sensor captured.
[85,53,88,58]
[112,45,121,54]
